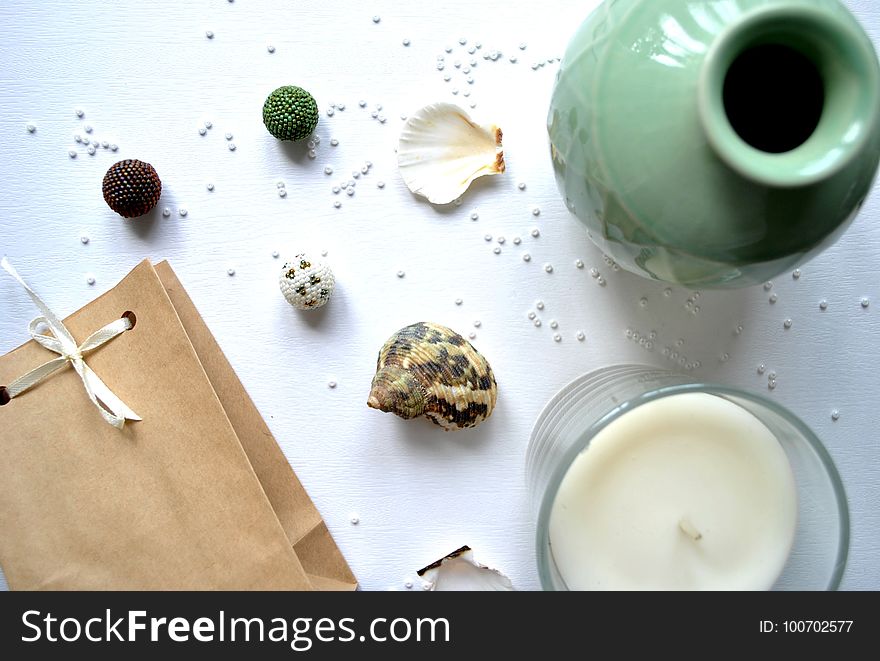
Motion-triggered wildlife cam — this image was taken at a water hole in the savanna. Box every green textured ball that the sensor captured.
[262,85,319,141]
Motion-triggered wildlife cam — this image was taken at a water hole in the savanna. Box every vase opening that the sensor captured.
[699,4,880,187]
[723,43,825,154]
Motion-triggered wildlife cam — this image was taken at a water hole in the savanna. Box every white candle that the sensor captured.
[549,392,797,590]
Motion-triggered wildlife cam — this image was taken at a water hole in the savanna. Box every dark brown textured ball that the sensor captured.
[102,159,162,218]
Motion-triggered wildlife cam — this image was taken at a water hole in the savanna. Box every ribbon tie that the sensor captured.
[2,257,141,429]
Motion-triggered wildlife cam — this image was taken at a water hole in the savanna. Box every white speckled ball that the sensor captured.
[279,254,335,310]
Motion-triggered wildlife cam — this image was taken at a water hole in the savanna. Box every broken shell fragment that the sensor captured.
[417,546,514,591]
[367,321,497,430]
[397,102,505,204]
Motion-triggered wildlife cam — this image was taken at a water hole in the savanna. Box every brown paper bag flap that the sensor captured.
[0,260,311,590]
[154,261,357,591]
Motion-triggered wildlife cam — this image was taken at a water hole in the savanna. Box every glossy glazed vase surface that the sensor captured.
[548,0,880,288]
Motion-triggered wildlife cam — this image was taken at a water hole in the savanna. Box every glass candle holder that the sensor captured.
[526,365,849,590]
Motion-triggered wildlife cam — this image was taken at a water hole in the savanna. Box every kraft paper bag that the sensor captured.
[154,261,356,592]
[0,259,354,590]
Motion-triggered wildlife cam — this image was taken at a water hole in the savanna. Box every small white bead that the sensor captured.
[328,381,337,389]
[26,124,36,133]
[206,183,214,191]
[397,270,405,278]
[267,44,275,53]
[205,30,214,39]
[179,208,188,217]
[227,268,235,276]
[228,143,236,151]
[522,253,531,262]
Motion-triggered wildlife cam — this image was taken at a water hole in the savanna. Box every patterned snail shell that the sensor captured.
[279,254,335,310]
[367,322,497,431]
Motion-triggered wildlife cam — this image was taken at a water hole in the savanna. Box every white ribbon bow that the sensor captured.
[2,257,141,429]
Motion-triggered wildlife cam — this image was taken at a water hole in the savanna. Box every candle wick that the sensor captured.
[679,518,703,541]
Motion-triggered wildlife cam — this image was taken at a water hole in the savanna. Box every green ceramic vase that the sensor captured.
[548,0,880,288]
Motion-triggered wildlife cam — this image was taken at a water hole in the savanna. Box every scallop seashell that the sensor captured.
[397,102,505,205]
[367,322,497,431]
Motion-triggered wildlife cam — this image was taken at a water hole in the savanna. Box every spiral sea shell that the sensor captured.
[367,322,497,431]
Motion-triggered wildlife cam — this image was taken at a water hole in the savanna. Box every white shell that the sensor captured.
[417,546,514,591]
[279,254,335,310]
[398,102,505,204]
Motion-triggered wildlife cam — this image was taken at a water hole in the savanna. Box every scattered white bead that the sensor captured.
[757,364,766,375]
[402,38,410,46]
[763,281,773,291]
[204,121,213,129]
[267,44,275,53]
[330,138,339,146]
[575,259,584,269]
[162,207,171,217]
[519,42,527,50]
[87,145,96,155]
[534,319,541,327]
[397,270,405,278]
[792,269,801,279]
[512,237,521,245]
[522,253,531,262]
[333,200,342,208]
[819,299,828,311]
[528,311,536,320]
[272,250,280,258]
[227,268,235,276]
[455,298,463,306]
[377,181,385,189]
[493,247,501,254]
[576,331,585,341]
[179,208,188,217]
[372,15,380,23]
[110,144,118,151]
[68,150,77,158]
[861,297,870,308]
[278,189,287,198]
[206,183,214,191]
[531,228,540,237]
[228,143,236,151]
[346,188,354,196]
[532,206,541,216]
[497,236,506,245]
[101,141,109,148]
[550,320,558,329]
[205,30,214,39]
[783,318,792,329]
[484,234,492,242]
[553,334,562,342]
[80,235,89,244]
[328,381,337,389]
[769,293,778,304]
[86,275,95,285]
[831,410,840,421]
[468,332,477,339]
[544,263,554,273]
[308,149,316,158]
[225,132,233,140]
[26,124,35,133]
[536,301,545,310]
[324,166,333,175]
[473,320,481,328]
[404,581,413,590]
[350,515,359,524]
[75,109,84,118]
[470,211,479,221]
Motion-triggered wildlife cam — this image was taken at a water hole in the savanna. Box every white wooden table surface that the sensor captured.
[1,0,878,591]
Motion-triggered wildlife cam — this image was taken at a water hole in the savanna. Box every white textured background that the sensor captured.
[0,0,878,591]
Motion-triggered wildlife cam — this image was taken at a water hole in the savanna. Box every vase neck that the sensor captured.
[698,2,880,188]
